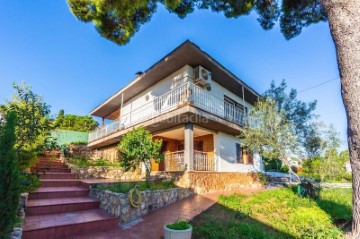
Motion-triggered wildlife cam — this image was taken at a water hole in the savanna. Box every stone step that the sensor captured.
[22,209,118,239]
[26,197,100,215]
[32,167,71,173]
[37,159,62,163]
[34,163,68,168]
[40,179,81,187]
[38,172,77,180]
[33,164,68,170]
[36,160,63,164]
[28,186,89,200]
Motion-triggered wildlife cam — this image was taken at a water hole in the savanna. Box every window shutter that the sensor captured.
[236,143,243,163]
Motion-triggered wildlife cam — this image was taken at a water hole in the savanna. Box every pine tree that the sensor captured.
[0,111,20,239]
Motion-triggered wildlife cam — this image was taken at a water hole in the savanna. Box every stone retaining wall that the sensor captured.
[89,187,194,223]
[11,193,28,239]
[153,171,262,193]
[67,164,142,180]
[67,163,262,193]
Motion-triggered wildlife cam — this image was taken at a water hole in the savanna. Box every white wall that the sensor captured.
[214,132,263,173]
[120,65,193,124]
[210,80,253,110]
[120,65,253,123]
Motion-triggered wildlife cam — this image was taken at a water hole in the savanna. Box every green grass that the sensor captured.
[166,221,191,230]
[96,180,177,193]
[192,188,352,239]
[68,157,120,167]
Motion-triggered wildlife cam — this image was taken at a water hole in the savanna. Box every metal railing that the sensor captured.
[164,151,185,171]
[193,150,215,171]
[89,82,246,142]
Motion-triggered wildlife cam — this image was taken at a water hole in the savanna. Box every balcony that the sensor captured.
[89,82,246,143]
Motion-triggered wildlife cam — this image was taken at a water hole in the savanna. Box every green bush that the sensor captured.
[257,172,269,185]
[17,150,38,170]
[19,172,40,193]
[69,141,88,145]
[56,113,98,132]
[166,221,191,230]
[262,157,289,173]
[0,112,20,239]
[301,153,351,182]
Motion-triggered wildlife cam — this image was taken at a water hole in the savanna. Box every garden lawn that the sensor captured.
[96,181,177,193]
[192,187,352,239]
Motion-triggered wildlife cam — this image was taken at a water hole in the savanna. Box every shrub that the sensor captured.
[166,221,191,230]
[257,172,269,185]
[17,149,38,170]
[56,113,98,132]
[0,112,20,239]
[301,152,351,182]
[19,172,40,193]
[69,141,88,145]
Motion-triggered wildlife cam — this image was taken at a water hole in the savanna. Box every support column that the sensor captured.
[184,123,194,171]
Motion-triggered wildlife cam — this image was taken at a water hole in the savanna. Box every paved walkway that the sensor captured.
[69,188,263,239]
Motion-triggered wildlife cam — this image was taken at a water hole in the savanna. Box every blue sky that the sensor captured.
[0,1,346,148]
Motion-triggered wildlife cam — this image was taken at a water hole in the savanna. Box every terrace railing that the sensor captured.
[193,150,215,171]
[164,150,185,171]
[89,82,246,142]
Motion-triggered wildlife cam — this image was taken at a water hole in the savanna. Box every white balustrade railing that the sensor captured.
[89,82,246,142]
[193,150,215,171]
[164,150,185,171]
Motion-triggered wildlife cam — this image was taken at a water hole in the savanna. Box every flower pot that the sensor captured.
[164,225,192,239]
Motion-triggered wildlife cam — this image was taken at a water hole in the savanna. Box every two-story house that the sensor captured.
[88,40,263,173]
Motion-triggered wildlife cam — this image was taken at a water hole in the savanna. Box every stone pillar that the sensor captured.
[184,123,194,171]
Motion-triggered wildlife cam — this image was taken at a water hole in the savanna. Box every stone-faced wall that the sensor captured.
[68,145,92,158]
[67,164,142,180]
[179,171,262,193]
[89,187,194,223]
[11,193,28,239]
[152,171,262,194]
[91,144,119,163]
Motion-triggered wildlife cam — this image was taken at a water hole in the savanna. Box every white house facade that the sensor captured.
[88,40,264,173]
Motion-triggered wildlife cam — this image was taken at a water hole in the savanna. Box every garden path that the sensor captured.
[69,188,263,239]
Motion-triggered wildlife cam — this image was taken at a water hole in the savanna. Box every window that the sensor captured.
[224,96,247,125]
[244,148,254,165]
[224,96,235,120]
[194,141,203,151]
[236,143,243,163]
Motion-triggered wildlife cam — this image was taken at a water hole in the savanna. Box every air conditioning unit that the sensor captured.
[194,66,211,87]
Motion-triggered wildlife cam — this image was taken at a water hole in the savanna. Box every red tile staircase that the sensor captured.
[23,158,118,239]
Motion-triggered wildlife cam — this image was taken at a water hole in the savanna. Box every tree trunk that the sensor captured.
[282,155,300,182]
[320,0,360,237]
[145,161,151,188]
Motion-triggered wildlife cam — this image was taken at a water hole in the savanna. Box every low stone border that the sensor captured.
[89,186,194,224]
[267,181,352,189]
[319,182,352,188]
[11,193,29,239]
